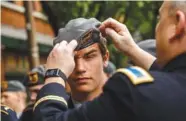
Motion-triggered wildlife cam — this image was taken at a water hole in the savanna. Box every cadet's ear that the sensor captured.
[103,51,109,67]
[171,10,186,41]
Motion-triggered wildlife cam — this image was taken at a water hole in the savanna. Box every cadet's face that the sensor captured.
[1,91,19,110]
[29,84,43,103]
[155,1,174,64]
[68,43,107,93]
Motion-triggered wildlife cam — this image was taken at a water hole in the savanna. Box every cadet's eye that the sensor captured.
[85,53,96,60]
[87,54,96,58]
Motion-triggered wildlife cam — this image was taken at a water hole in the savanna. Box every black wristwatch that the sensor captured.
[45,69,67,81]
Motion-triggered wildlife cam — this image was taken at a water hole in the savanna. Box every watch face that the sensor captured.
[45,69,67,81]
[46,69,57,76]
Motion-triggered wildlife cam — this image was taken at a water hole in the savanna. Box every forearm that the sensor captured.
[127,46,156,70]
[33,83,69,121]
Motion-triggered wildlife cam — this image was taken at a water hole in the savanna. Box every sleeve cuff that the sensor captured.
[34,83,69,110]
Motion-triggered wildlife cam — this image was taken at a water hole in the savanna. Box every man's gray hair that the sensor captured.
[169,1,186,15]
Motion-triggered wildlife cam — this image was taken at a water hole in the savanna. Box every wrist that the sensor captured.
[125,44,141,57]
[44,69,68,87]
[45,77,65,87]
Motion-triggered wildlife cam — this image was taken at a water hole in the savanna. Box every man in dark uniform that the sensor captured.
[20,65,45,121]
[23,65,46,104]
[1,105,18,121]
[1,80,27,119]
[33,1,186,121]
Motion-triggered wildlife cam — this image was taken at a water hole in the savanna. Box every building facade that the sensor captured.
[1,1,54,81]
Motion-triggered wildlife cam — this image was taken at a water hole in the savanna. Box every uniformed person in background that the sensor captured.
[33,1,186,121]
[1,105,18,121]
[104,61,116,78]
[1,80,27,119]
[20,65,45,121]
[23,65,46,104]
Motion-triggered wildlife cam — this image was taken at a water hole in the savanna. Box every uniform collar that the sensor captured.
[68,96,83,108]
[163,52,186,72]
[71,98,82,108]
[67,96,74,109]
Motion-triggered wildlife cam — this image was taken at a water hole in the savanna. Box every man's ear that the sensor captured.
[103,51,109,67]
[171,10,186,40]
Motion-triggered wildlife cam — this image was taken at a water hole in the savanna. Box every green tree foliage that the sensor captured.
[41,1,162,68]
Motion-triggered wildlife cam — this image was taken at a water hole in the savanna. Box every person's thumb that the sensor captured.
[105,28,120,44]
[68,40,78,53]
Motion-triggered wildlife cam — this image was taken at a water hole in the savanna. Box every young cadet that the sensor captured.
[53,18,109,108]
[33,1,186,121]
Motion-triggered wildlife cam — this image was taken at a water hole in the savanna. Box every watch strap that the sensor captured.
[45,69,67,81]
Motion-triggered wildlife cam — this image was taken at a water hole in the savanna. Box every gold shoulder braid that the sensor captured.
[116,66,154,85]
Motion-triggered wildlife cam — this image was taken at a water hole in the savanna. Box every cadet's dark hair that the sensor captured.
[98,36,108,57]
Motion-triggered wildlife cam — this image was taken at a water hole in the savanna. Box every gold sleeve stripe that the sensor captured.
[1,110,9,115]
[116,66,154,85]
[33,95,67,111]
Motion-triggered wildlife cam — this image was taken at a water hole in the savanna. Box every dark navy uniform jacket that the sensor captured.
[33,53,186,121]
[1,105,18,121]
[19,103,34,121]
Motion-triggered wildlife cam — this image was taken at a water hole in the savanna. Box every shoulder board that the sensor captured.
[116,66,154,85]
[1,105,14,111]
[1,105,12,115]
[1,109,9,115]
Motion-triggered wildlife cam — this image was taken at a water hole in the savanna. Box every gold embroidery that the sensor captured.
[33,95,67,111]
[116,66,154,85]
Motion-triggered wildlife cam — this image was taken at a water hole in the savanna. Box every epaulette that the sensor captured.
[116,66,154,85]
[1,105,18,121]
[1,105,14,115]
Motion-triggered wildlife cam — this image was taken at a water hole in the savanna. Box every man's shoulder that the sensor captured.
[115,66,181,86]
[105,66,183,95]
[105,66,186,119]
[117,66,154,85]
[1,105,18,121]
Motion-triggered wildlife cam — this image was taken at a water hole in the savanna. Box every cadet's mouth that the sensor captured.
[75,77,91,83]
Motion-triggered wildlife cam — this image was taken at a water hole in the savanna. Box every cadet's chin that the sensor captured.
[74,84,94,93]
